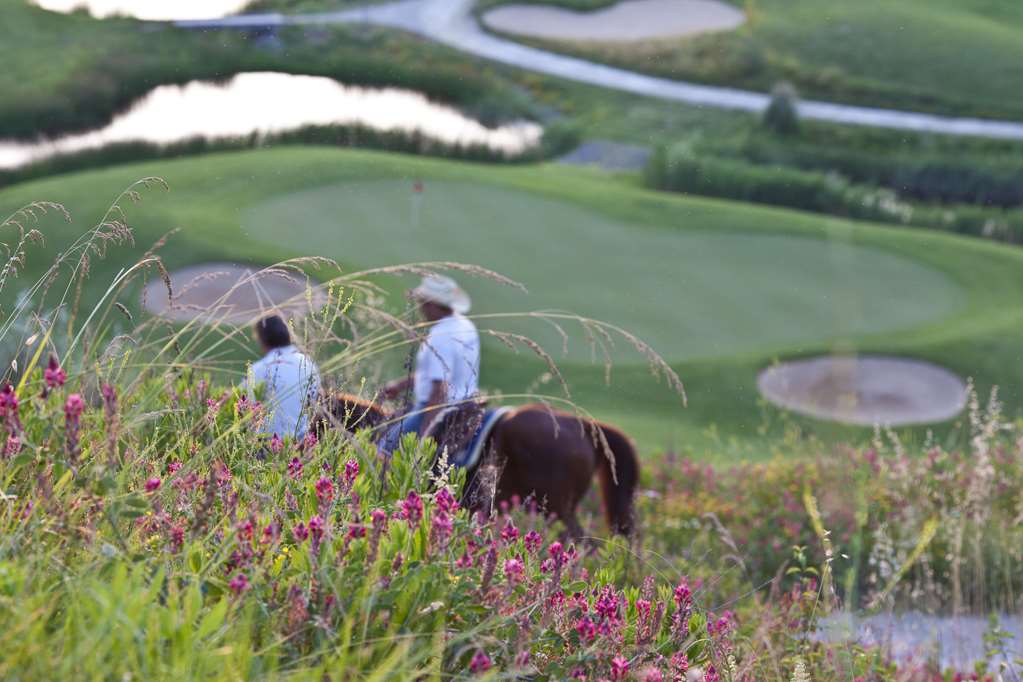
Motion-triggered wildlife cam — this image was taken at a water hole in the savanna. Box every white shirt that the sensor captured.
[246,345,321,438]
[414,313,480,405]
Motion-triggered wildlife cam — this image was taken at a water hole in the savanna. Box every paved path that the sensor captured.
[178,0,1023,140]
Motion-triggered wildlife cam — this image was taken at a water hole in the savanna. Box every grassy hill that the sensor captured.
[479,0,1023,120]
[5,147,1023,457]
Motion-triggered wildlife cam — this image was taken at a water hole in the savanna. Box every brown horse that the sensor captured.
[318,394,639,537]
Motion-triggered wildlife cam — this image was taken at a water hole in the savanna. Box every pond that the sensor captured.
[0,72,543,170]
[32,0,252,21]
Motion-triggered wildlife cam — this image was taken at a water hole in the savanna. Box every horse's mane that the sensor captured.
[317,391,391,434]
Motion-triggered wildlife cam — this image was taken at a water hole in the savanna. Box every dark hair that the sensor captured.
[255,315,291,349]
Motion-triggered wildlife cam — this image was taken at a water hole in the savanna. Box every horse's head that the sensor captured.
[315,392,391,436]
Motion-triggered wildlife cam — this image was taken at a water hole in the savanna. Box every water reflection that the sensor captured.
[0,72,543,170]
[32,0,252,21]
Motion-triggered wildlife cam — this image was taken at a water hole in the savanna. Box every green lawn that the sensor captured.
[480,0,1023,120]
[4,147,1023,459]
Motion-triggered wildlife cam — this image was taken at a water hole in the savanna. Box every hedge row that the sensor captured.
[0,122,580,190]
[722,134,1023,208]
[645,145,1023,242]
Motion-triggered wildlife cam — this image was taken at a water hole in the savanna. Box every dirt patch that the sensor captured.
[481,0,745,43]
[143,262,326,325]
[758,355,967,427]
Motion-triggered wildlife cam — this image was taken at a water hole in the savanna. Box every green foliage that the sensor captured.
[644,145,1023,241]
[713,131,1023,208]
[761,81,800,136]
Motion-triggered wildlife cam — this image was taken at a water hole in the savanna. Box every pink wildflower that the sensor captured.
[524,530,542,553]
[641,668,664,682]
[293,522,309,542]
[287,457,303,479]
[673,578,692,608]
[169,523,185,553]
[0,383,18,425]
[168,461,183,475]
[504,557,525,585]
[595,585,621,622]
[435,487,458,513]
[44,355,67,389]
[343,459,359,486]
[144,477,162,493]
[611,655,630,680]
[302,431,318,450]
[64,393,85,422]
[4,434,20,457]
[228,573,249,596]
[704,664,719,682]
[469,650,491,674]
[308,515,325,541]
[237,518,254,541]
[500,519,519,544]
[431,510,453,549]
[575,615,597,643]
[315,477,334,503]
[270,433,284,454]
[398,490,424,528]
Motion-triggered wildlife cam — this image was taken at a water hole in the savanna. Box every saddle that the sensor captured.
[423,404,512,471]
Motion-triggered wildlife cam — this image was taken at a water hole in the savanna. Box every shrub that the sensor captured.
[729,133,1023,208]
[761,81,801,136]
[644,145,1023,241]
[0,120,556,190]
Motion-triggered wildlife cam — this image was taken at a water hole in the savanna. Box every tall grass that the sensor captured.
[0,183,1019,680]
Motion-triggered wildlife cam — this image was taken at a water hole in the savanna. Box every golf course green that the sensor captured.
[5,146,1023,457]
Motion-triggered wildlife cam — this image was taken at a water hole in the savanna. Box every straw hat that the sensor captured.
[411,275,471,314]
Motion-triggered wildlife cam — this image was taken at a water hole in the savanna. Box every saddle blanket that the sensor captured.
[449,407,512,470]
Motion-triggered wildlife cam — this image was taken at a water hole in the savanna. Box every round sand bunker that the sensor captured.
[758,355,967,427]
[143,263,326,325]
[481,0,746,43]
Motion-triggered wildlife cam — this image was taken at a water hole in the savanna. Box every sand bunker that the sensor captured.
[481,0,745,43]
[143,263,326,325]
[758,355,967,427]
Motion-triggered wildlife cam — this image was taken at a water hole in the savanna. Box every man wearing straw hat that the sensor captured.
[379,274,481,452]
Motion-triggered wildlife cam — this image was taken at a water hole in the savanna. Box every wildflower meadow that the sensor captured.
[1,186,1021,681]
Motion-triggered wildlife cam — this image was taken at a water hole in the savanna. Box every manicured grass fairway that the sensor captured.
[4,147,1023,459]
[244,179,963,362]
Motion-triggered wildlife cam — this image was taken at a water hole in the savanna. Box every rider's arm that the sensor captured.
[380,376,412,400]
[419,379,448,433]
